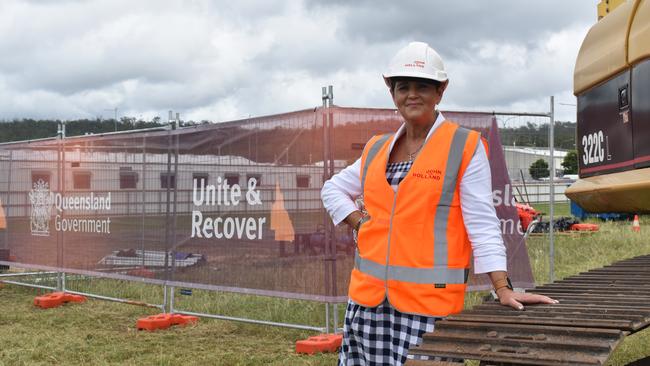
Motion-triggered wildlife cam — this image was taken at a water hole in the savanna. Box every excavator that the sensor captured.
[565,0,650,213]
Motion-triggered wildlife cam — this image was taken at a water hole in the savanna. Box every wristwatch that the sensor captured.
[494,276,513,293]
[352,216,370,244]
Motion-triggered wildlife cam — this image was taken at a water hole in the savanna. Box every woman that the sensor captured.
[321,41,557,365]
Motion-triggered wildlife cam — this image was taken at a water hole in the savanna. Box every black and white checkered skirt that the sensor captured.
[338,299,438,365]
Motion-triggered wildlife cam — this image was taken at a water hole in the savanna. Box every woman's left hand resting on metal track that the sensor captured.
[489,271,559,310]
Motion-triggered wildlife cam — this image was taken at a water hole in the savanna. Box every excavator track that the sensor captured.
[407,254,650,366]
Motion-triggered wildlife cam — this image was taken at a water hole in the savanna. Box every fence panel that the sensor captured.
[496,114,573,183]
[0,139,62,270]
[56,132,169,283]
[164,110,334,301]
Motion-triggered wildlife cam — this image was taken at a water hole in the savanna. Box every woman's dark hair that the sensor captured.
[389,77,442,93]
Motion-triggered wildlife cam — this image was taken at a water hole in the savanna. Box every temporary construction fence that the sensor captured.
[510,181,571,204]
[0,93,556,331]
[495,108,574,182]
[491,111,574,203]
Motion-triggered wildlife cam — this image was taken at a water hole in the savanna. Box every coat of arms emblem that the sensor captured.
[29,179,54,236]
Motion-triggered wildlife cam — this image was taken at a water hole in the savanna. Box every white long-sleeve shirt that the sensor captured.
[321,112,506,274]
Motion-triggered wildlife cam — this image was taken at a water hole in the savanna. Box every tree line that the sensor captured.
[499,121,576,150]
[498,121,579,178]
[1,118,577,147]
[0,117,215,143]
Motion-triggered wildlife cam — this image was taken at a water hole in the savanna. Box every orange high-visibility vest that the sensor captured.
[351,121,482,317]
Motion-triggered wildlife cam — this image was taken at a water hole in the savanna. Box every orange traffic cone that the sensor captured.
[632,215,641,232]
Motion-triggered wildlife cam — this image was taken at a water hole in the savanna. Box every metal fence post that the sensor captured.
[171,123,179,293]
[56,121,65,291]
[169,118,180,315]
[56,256,62,290]
[4,151,13,250]
[321,86,333,334]
[326,86,340,319]
[141,138,146,269]
[170,286,175,313]
[333,303,339,333]
[163,284,168,313]
[325,302,331,334]
[163,122,173,305]
[549,96,556,283]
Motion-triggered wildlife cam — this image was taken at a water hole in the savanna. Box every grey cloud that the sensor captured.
[306,0,596,58]
[0,0,596,122]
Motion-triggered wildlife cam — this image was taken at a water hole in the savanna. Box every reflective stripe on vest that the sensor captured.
[361,133,392,190]
[356,125,472,285]
[355,251,469,284]
[433,127,470,268]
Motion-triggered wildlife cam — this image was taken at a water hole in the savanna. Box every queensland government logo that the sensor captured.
[29,179,54,236]
[28,181,112,237]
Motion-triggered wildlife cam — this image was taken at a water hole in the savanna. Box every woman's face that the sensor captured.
[391,78,447,125]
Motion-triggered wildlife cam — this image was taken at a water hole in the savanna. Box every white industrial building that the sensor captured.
[503,146,569,181]
[0,149,342,218]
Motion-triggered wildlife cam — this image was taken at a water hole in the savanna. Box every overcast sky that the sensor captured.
[0,0,599,123]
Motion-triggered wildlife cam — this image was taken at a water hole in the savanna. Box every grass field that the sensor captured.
[529,201,571,217]
[1,210,649,365]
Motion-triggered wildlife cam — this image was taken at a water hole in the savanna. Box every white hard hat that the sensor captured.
[382,41,448,86]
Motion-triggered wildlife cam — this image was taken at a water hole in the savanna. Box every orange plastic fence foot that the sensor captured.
[170,314,199,326]
[33,292,65,309]
[136,313,199,331]
[33,292,87,309]
[296,333,343,354]
[64,293,87,304]
[137,313,173,331]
